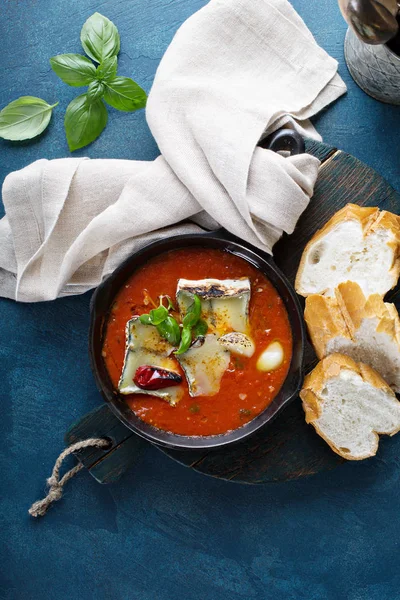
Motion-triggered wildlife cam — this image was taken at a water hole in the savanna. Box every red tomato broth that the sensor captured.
[102,248,292,436]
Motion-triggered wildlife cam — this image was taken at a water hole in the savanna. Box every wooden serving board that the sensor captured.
[66,139,400,484]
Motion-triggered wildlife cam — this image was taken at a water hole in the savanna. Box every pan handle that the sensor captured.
[258,129,305,155]
[199,129,305,242]
[65,404,148,484]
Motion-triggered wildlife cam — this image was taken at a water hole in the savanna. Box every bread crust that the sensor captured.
[304,292,350,358]
[304,282,400,365]
[295,204,400,297]
[300,353,400,460]
[339,282,400,346]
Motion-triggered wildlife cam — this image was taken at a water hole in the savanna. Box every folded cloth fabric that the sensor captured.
[0,0,346,302]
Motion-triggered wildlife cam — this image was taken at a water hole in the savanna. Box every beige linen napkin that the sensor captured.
[0,0,346,302]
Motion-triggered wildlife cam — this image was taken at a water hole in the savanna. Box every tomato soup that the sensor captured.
[102,247,292,436]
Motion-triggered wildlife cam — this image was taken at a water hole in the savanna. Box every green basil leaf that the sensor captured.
[0,96,58,141]
[139,314,152,325]
[87,80,105,103]
[64,94,107,151]
[80,13,120,63]
[50,54,97,87]
[103,77,147,112]
[183,295,202,328]
[174,326,192,355]
[96,56,118,82]
[193,319,208,338]
[149,305,169,325]
[157,316,181,346]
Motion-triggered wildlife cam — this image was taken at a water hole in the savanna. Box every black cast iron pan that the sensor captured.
[88,129,306,451]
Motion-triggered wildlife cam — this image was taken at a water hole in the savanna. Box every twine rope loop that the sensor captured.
[29,437,110,518]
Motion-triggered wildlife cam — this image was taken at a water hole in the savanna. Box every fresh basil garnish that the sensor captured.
[103,77,147,112]
[193,318,208,338]
[140,293,204,355]
[64,94,107,151]
[149,305,169,325]
[182,295,202,328]
[87,80,105,103]
[96,57,118,82]
[80,13,120,64]
[50,54,97,87]
[157,316,181,346]
[0,96,58,141]
[175,326,192,355]
[2,13,146,151]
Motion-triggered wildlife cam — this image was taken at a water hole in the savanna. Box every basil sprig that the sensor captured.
[51,12,146,151]
[139,294,208,355]
[0,13,146,148]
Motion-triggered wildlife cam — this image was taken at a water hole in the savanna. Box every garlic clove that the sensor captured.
[218,332,255,357]
[256,341,284,372]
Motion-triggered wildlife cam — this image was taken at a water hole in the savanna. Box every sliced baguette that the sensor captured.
[295,204,400,297]
[300,354,400,460]
[304,282,400,392]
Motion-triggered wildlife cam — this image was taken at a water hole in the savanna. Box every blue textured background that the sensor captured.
[1,1,400,599]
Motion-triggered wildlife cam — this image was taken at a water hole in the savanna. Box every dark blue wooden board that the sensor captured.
[65,138,400,485]
[2,1,400,600]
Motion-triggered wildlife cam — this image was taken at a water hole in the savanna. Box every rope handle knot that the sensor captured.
[46,475,63,496]
[29,437,110,518]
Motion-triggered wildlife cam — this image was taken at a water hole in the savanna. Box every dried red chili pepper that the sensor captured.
[134,365,182,390]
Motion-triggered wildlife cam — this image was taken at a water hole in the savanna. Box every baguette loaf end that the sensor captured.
[300,354,400,460]
[295,204,400,298]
